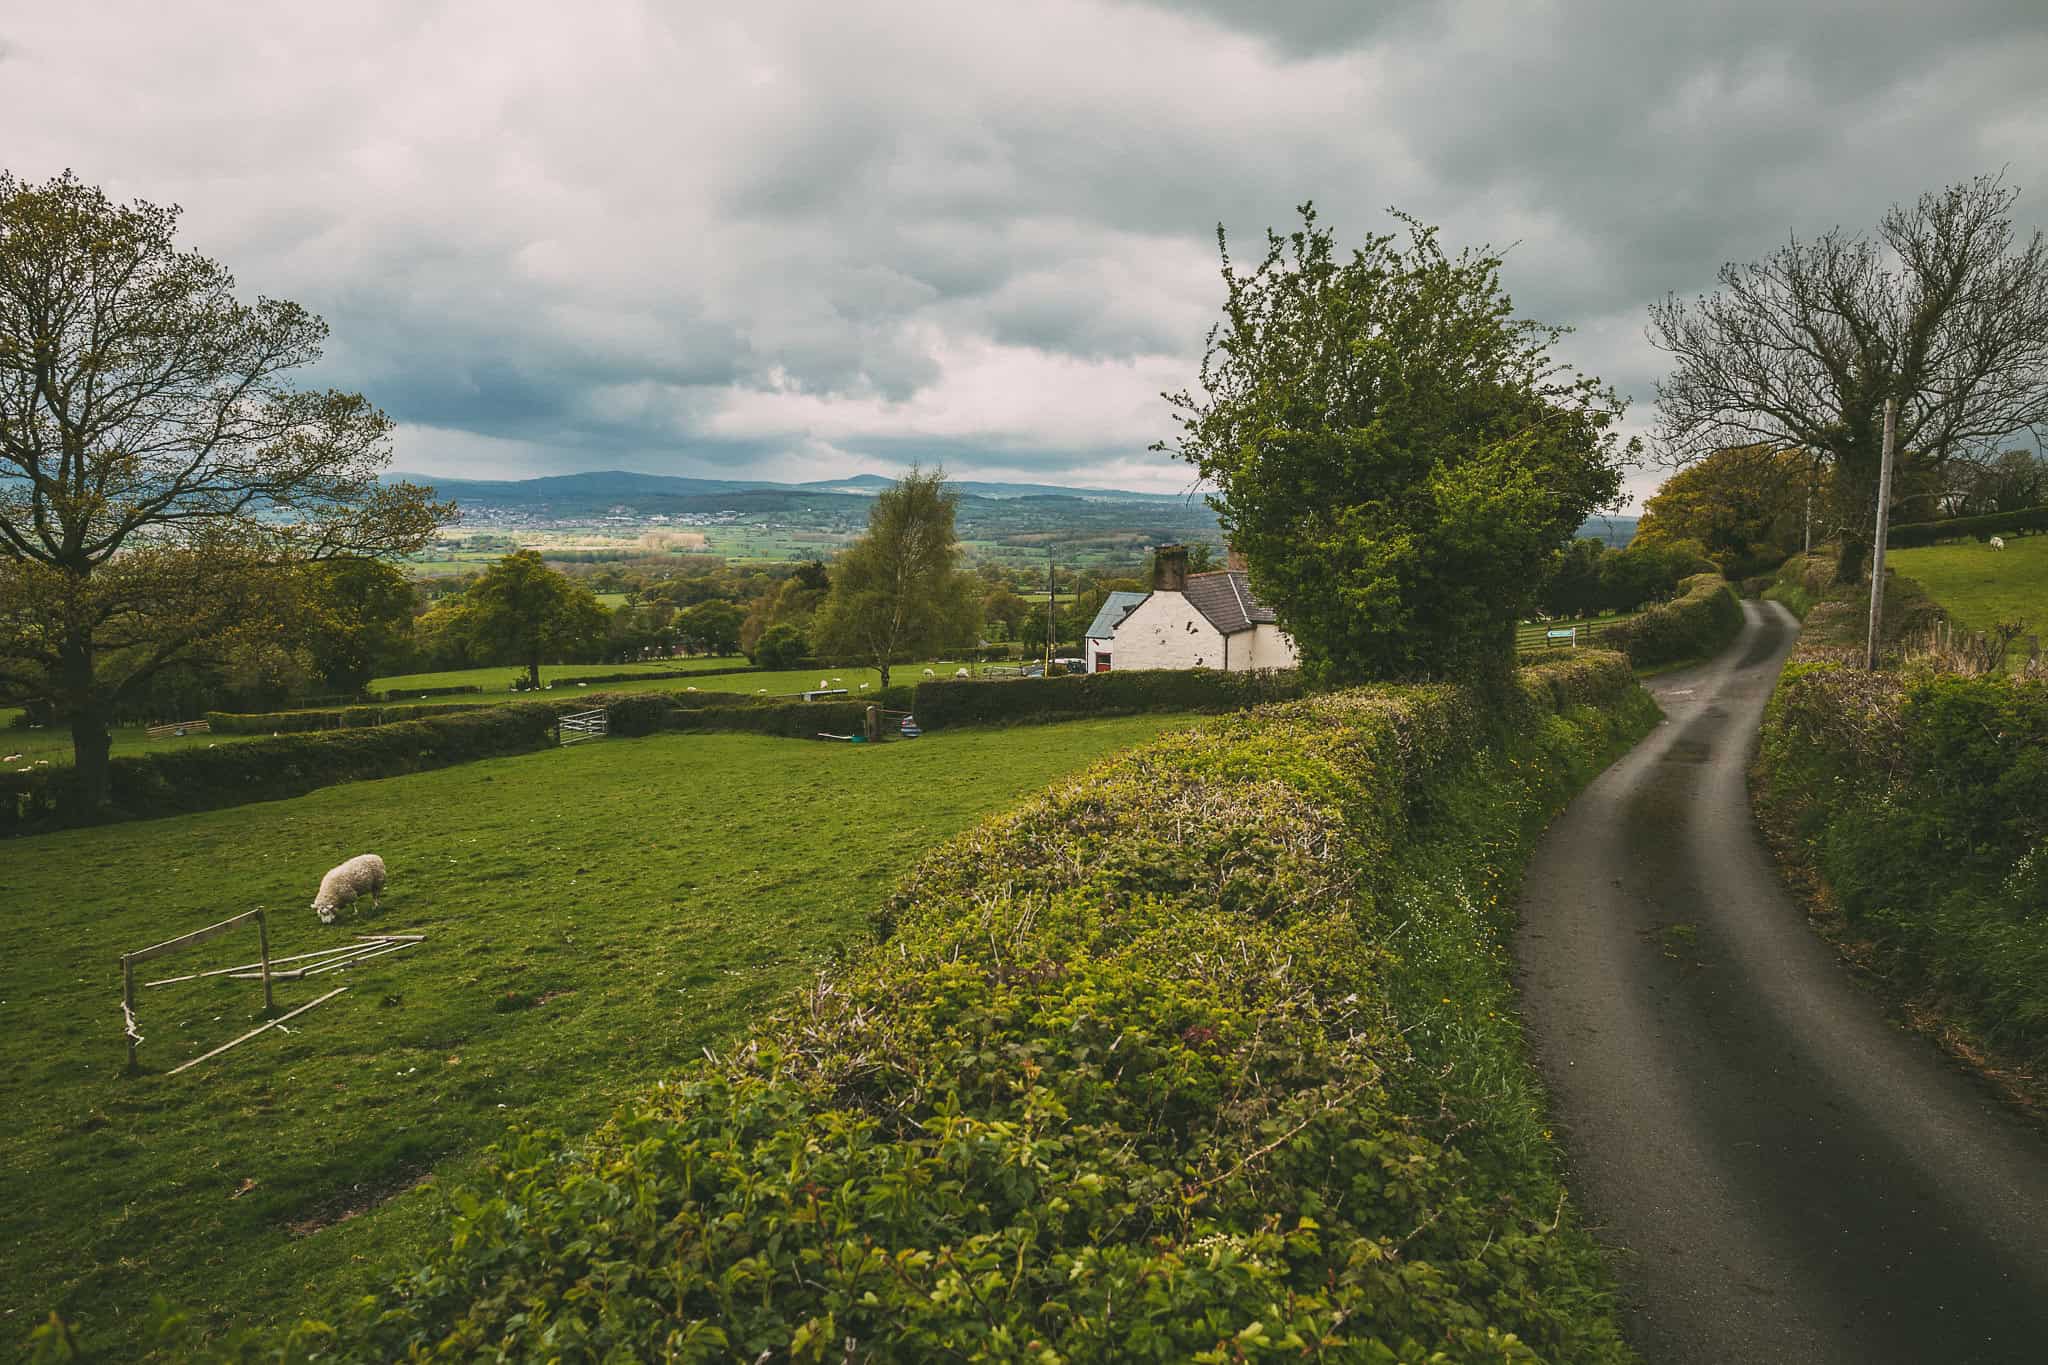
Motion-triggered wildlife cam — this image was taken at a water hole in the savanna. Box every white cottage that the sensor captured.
[1096,545,1298,672]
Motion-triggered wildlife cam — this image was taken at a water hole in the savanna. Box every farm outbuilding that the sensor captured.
[1089,546,1298,672]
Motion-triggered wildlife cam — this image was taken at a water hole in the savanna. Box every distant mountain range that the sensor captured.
[385,469,1634,549]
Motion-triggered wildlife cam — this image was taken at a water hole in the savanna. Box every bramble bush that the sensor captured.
[1757,558,2048,1069]
[1598,573,1742,668]
[912,667,1305,730]
[193,652,1654,1363]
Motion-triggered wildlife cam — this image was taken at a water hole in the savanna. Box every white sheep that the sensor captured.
[312,853,386,924]
[922,667,936,678]
[1990,535,2006,550]
[954,667,970,678]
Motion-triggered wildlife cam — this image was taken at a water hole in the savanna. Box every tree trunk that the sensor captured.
[879,661,891,690]
[69,706,114,812]
[1835,531,1869,585]
[52,627,114,812]
[526,655,541,690]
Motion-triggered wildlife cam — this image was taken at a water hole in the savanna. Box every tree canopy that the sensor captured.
[1648,175,2048,582]
[460,550,608,688]
[0,170,449,804]
[1162,204,1630,681]
[813,468,979,687]
[1633,444,1823,577]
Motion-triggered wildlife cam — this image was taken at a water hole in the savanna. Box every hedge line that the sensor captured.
[1885,504,2048,548]
[1755,561,2048,1071]
[217,652,1653,1363]
[368,683,481,701]
[1598,572,1744,668]
[0,704,566,836]
[911,666,1305,730]
[205,702,491,734]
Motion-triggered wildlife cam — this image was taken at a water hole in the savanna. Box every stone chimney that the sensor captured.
[1226,541,1247,573]
[1153,543,1189,593]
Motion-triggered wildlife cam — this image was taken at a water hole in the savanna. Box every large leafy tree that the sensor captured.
[1648,175,2048,583]
[296,557,418,695]
[1162,204,1630,681]
[0,171,448,805]
[1633,444,1824,576]
[460,550,608,688]
[813,468,979,688]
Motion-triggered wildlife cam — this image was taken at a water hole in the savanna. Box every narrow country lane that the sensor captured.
[1515,600,2048,1364]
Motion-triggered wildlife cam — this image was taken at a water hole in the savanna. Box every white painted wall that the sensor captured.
[1242,622,1300,669]
[1108,591,1226,670]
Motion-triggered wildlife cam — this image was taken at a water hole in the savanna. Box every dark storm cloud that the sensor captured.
[2,0,2042,499]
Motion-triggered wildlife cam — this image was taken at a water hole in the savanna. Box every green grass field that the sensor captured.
[5,722,267,770]
[1889,534,2048,635]
[371,657,750,693]
[0,715,1199,1353]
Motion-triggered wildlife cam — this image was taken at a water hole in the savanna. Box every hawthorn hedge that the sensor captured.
[913,666,1305,730]
[369,683,482,701]
[0,704,565,836]
[223,652,1652,1363]
[1599,572,1743,668]
[1885,504,2048,548]
[1756,563,2048,1071]
[205,702,490,734]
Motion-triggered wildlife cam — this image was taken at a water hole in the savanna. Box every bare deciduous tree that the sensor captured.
[1648,175,2048,582]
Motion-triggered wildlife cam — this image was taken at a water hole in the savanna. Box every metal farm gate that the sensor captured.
[558,708,609,745]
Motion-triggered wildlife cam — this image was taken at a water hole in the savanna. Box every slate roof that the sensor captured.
[1084,590,1150,640]
[1183,570,1278,636]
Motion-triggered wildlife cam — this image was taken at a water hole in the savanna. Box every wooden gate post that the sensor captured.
[256,909,274,1014]
[864,705,881,743]
[122,955,138,1072]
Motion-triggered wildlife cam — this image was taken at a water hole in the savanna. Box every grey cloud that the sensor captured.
[2,0,2041,500]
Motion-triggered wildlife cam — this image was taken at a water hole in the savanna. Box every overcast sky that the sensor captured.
[5,2,2044,506]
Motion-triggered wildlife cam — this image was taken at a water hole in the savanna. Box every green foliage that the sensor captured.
[914,666,1306,730]
[296,559,418,694]
[1759,655,2048,1067]
[204,703,488,734]
[1593,539,1720,614]
[458,551,609,687]
[752,621,811,669]
[1634,444,1820,577]
[1163,204,1631,682]
[813,468,981,687]
[674,599,744,655]
[1598,574,1743,669]
[219,654,1649,1362]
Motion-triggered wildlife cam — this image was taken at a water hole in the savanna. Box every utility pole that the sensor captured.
[1045,548,1056,671]
[1864,396,1898,670]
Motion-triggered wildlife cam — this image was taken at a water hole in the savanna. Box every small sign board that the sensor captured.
[802,688,849,702]
[1545,627,1577,646]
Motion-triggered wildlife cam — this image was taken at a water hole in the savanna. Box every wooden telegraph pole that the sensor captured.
[1045,548,1056,672]
[1864,396,1899,670]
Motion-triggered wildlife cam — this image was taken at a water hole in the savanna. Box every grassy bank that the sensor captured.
[207,655,1658,1363]
[0,716,1199,1356]
[1754,555,2048,1086]
[1888,533,2048,638]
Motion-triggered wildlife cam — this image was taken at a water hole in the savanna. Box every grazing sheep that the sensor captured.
[1990,535,2006,550]
[922,667,936,678]
[312,854,386,924]
[954,667,970,678]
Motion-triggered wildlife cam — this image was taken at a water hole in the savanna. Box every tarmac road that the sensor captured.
[1514,599,2048,1364]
